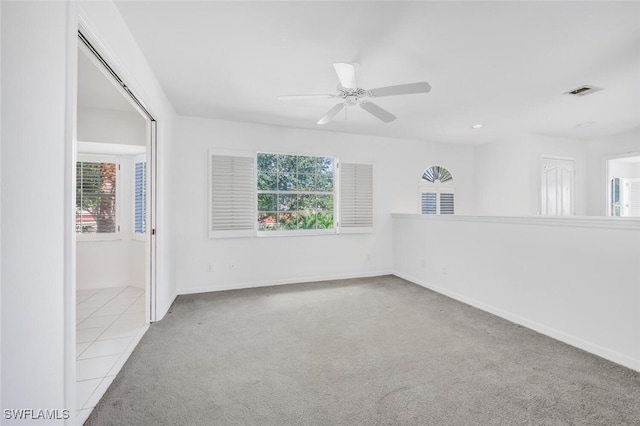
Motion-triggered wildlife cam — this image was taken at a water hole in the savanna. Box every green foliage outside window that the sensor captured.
[257,153,334,231]
[76,161,117,233]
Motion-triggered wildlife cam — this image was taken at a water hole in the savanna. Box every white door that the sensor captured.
[541,157,574,216]
[621,178,640,217]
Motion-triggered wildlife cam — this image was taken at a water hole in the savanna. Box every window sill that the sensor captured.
[76,234,122,242]
[257,229,337,237]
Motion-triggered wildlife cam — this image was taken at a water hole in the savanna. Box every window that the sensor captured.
[134,160,146,234]
[208,151,373,238]
[257,153,335,234]
[419,165,454,215]
[76,158,119,235]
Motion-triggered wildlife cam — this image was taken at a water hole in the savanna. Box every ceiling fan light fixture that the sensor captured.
[278,62,431,124]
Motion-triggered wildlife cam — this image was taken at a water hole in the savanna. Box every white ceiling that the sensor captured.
[114,1,640,145]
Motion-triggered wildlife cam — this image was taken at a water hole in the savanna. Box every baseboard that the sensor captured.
[178,270,394,295]
[394,272,640,373]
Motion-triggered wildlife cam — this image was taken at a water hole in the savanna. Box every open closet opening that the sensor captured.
[75,32,156,423]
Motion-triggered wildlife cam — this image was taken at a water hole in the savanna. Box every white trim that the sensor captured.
[178,270,393,295]
[257,228,337,237]
[339,226,374,234]
[391,213,640,231]
[64,3,79,421]
[394,272,640,373]
[77,141,146,156]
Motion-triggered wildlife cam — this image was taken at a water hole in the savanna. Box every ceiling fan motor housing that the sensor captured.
[338,87,368,105]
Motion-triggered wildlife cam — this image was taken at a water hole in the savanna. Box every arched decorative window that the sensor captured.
[419,165,454,215]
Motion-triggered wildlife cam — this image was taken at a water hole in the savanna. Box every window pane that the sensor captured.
[278,194,298,211]
[278,155,297,173]
[257,153,278,173]
[257,172,277,191]
[258,212,277,231]
[318,157,333,174]
[278,212,298,230]
[76,161,117,234]
[317,174,333,191]
[298,173,316,191]
[297,156,317,174]
[258,193,277,212]
[257,153,335,233]
[299,194,316,211]
[277,173,297,191]
[317,194,333,211]
[316,212,334,229]
[298,211,316,229]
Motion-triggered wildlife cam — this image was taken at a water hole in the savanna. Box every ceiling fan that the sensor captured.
[278,63,431,124]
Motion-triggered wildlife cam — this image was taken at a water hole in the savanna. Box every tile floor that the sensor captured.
[76,286,148,425]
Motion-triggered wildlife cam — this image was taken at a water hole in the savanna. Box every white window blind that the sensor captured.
[76,161,118,234]
[134,161,146,234]
[340,162,373,232]
[440,192,454,214]
[209,154,255,238]
[421,193,437,214]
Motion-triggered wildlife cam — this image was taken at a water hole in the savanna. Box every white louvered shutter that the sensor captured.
[209,154,255,238]
[421,193,437,214]
[439,192,455,214]
[134,161,146,234]
[340,163,373,233]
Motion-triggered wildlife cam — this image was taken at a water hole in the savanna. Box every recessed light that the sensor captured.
[472,124,484,129]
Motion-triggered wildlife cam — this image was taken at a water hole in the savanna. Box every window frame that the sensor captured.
[418,165,455,215]
[76,153,122,242]
[256,151,338,237]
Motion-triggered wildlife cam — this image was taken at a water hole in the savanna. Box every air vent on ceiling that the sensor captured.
[564,85,602,96]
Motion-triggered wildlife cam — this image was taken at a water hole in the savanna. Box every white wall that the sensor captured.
[1,1,72,419]
[393,214,640,371]
[474,134,588,216]
[1,0,177,420]
[173,116,475,294]
[78,107,145,146]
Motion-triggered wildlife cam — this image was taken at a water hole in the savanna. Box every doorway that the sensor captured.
[75,31,157,423]
[541,156,575,216]
[607,154,640,217]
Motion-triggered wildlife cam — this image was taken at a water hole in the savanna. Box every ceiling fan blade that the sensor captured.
[333,63,358,90]
[369,82,431,97]
[360,101,397,123]
[317,103,345,125]
[277,94,335,100]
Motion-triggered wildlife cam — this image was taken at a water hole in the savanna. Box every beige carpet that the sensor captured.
[86,275,640,425]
